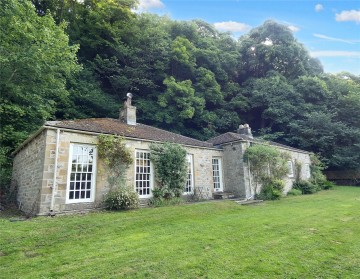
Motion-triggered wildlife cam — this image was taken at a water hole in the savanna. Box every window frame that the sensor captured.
[288,160,295,178]
[134,149,153,198]
[304,163,311,179]
[66,143,97,204]
[212,157,224,192]
[184,154,194,195]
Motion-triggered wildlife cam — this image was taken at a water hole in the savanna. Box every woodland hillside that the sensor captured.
[1,0,360,195]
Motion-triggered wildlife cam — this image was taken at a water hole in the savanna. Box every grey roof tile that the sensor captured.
[45,118,213,148]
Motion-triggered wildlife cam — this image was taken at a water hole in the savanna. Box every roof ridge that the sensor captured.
[137,123,210,145]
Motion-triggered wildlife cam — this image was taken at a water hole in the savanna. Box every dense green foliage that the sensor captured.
[258,179,285,200]
[150,142,188,197]
[1,187,360,278]
[293,180,319,195]
[243,144,290,196]
[1,0,360,197]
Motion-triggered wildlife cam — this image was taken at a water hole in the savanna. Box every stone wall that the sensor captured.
[40,129,99,215]
[119,140,223,200]
[24,128,223,215]
[13,131,47,215]
[222,142,250,198]
[221,141,311,198]
[281,149,311,193]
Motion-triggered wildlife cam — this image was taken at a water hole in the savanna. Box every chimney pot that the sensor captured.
[237,123,253,138]
[119,93,136,125]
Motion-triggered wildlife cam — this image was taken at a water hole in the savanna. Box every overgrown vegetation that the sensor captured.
[1,187,360,278]
[149,142,188,202]
[98,135,139,210]
[1,0,360,202]
[244,144,290,199]
[257,179,285,200]
[292,154,334,195]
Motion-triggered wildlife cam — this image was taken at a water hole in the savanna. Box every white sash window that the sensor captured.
[66,144,96,203]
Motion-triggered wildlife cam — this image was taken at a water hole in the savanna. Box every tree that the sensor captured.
[0,0,80,149]
[155,76,204,132]
[242,72,301,131]
[237,20,323,81]
[0,0,80,198]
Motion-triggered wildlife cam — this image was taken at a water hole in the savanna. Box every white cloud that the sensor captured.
[288,25,300,32]
[315,4,323,12]
[137,0,164,10]
[310,51,360,57]
[213,21,251,33]
[313,34,360,44]
[262,38,273,46]
[336,9,360,23]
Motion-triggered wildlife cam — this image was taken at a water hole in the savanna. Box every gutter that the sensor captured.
[49,128,60,216]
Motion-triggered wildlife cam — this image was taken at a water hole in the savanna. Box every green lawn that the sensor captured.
[1,186,360,278]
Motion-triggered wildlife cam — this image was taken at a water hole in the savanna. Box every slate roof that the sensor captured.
[207,132,253,145]
[45,118,213,148]
[207,132,310,154]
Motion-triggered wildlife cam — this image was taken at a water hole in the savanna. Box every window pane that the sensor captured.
[68,144,96,202]
[135,151,151,197]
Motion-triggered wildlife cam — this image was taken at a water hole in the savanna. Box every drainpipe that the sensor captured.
[50,129,60,216]
[247,160,253,200]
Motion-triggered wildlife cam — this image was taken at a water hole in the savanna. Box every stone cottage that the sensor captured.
[12,95,311,216]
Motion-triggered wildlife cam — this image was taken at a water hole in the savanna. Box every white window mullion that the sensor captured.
[212,158,223,192]
[135,150,152,197]
[184,154,194,194]
[66,144,96,204]
[288,160,294,178]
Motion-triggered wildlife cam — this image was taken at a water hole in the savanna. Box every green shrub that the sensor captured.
[287,189,302,196]
[150,142,188,197]
[321,180,335,190]
[104,187,140,210]
[293,180,318,195]
[258,179,284,200]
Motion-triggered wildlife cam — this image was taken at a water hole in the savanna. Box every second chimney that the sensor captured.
[237,124,253,138]
[119,93,136,125]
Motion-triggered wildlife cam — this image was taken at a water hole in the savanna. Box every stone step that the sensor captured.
[235,199,263,205]
[213,192,236,199]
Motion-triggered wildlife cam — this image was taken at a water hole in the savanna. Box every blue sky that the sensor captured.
[136,0,360,75]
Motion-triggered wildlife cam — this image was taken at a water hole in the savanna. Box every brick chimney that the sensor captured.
[119,93,136,125]
[237,124,253,139]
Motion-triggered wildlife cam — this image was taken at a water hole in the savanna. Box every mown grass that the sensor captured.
[1,186,360,278]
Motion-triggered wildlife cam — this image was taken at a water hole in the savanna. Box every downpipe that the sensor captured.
[49,129,60,216]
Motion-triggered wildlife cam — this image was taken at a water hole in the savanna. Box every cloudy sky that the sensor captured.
[136,0,360,75]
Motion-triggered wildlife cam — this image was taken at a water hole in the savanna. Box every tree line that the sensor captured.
[1,0,360,193]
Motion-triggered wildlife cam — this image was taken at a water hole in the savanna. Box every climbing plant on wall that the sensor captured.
[150,142,188,198]
[98,134,133,186]
[243,143,290,198]
[98,135,138,210]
